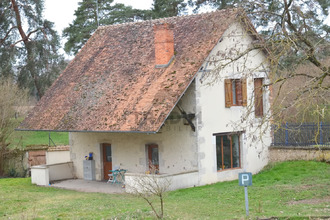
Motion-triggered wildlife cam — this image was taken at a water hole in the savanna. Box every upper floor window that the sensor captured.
[225,79,247,107]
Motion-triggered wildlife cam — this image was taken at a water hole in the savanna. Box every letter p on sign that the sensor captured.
[239,172,252,186]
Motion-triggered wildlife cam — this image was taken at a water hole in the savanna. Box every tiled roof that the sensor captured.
[18,9,238,132]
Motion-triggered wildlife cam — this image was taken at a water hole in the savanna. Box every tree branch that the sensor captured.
[283,0,328,76]
[26,28,41,39]
[10,0,28,44]
[0,26,17,46]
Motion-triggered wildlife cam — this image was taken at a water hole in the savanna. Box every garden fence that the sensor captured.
[272,122,330,147]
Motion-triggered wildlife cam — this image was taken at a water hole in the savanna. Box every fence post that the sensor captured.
[320,122,323,145]
[285,122,288,146]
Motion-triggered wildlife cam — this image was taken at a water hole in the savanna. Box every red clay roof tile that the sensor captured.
[18,9,238,132]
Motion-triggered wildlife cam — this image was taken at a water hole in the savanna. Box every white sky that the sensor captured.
[44,0,330,57]
[44,0,153,35]
[44,0,154,57]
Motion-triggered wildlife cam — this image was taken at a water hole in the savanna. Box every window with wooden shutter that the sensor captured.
[224,78,247,107]
[254,78,264,117]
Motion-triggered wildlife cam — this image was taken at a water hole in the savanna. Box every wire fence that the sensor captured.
[272,122,330,147]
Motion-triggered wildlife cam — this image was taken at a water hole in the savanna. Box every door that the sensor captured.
[147,144,159,172]
[102,144,112,180]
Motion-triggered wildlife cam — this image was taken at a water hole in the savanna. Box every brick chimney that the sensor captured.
[154,23,174,68]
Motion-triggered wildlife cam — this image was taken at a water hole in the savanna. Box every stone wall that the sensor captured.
[2,145,70,177]
[3,149,28,177]
[269,146,330,163]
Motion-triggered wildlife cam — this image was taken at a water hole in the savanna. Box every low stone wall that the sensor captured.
[49,161,74,182]
[2,145,70,177]
[31,162,74,186]
[125,170,199,193]
[3,149,28,177]
[27,145,70,167]
[269,146,330,163]
[46,146,70,165]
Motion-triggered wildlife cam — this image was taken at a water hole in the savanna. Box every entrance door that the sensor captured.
[102,144,112,180]
[147,144,159,172]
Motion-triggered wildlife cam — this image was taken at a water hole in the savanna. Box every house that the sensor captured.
[18,8,272,190]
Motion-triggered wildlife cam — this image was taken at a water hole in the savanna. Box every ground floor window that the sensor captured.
[215,133,241,171]
[146,144,159,173]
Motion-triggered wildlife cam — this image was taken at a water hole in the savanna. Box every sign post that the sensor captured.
[239,172,252,217]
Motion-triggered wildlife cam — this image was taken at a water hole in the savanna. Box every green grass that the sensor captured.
[10,131,69,148]
[0,161,329,219]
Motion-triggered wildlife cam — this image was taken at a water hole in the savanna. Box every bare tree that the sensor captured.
[198,4,329,146]
[0,78,28,176]
[127,166,171,219]
[193,0,329,128]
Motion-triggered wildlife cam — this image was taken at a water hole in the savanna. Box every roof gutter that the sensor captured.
[15,128,157,134]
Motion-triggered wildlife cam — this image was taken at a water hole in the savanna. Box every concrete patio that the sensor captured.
[50,179,126,194]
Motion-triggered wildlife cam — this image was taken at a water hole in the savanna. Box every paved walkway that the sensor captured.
[51,179,126,194]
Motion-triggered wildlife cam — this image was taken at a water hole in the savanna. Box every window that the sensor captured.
[225,79,247,107]
[146,144,159,173]
[215,133,241,171]
[254,78,264,117]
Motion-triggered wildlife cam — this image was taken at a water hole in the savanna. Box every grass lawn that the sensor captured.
[0,161,329,219]
[10,130,69,148]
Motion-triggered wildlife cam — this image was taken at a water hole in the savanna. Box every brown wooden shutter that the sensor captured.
[254,78,263,117]
[225,79,232,108]
[236,80,243,106]
[242,78,247,107]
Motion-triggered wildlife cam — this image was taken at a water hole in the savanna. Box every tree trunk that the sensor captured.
[11,0,42,99]
[25,41,42,99]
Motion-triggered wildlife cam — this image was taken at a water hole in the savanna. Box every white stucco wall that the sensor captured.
[70,84,198,181]
[69,21,272,189]
[125,170,199,193]
[31,165,49,186]
[48,162,74,181]
[46,151,70,165]
[195,21,272,185]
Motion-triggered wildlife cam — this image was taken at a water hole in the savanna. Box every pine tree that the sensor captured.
[0,0,66,99]
[63,0,151,56]
[152,0,187,18]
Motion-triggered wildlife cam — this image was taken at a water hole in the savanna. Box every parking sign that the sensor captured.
[239,172,252,186]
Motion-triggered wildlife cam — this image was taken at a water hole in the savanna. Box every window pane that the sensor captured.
[223,135,231,169]
[232,135,240,168]
[105,146,112,162]
[216,136,222,170]
[151,147,159,165]
[232,80,236,105]
[215,134,241,171]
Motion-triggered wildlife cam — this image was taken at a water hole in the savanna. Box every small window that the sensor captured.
[225,79,247,107]
[215,133,241,171]
[146,144,159,173]
[254,78,264,117]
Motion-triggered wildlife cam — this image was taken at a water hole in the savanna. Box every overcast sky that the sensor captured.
[44,0,153,35]
[44,0,330,57]
[44,0,154,57]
